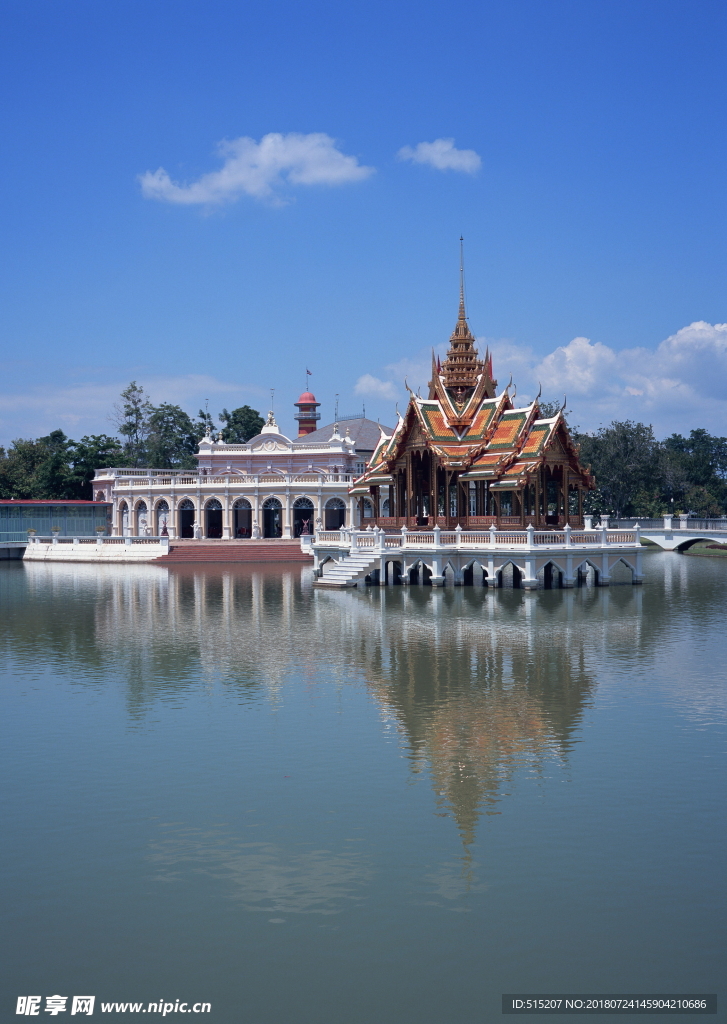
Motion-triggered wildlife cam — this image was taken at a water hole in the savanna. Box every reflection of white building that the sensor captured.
[93,392,392,540]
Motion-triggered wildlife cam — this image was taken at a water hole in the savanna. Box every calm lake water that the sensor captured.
[1,553,725,1023]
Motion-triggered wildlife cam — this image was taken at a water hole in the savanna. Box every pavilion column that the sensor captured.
[406,454,413,523]
[431,455,438,524]
[223,479,232,540]
[282,488,292,539]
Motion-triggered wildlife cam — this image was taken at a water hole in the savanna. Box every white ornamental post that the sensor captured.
[564,523,572,547]
[584,514,593,530]
[489,523,497,545]
[526,523,535,551]
[455,523,462,549]
[401,524,408,548]
[600,524,608,548]
[432,523,442,549]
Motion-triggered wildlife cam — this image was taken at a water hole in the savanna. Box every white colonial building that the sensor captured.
[92,396,392,540]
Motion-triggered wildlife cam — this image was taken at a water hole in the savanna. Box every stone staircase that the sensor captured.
[156,540,312,564]
[315,551,380,588]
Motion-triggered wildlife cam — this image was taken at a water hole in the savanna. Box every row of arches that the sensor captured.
[319,555,639,588]
[117,495,348,539]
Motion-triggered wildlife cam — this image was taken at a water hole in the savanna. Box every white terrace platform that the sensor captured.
[23,536,170,562]
[308,524,644,589]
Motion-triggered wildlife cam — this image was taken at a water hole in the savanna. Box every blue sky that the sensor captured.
[1,0,726,445]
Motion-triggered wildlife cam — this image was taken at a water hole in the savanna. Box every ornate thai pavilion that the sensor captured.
[351,283,595,529]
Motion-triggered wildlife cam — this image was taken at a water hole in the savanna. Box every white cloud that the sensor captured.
[354,374,399,401]
[139,132,375,206]
[356,322,727,437]
[396,138,481,174]
[486,321,727,435]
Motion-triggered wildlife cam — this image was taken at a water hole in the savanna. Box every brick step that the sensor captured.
[157,543,312,564]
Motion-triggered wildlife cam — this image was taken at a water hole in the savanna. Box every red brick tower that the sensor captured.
[294,391,321,436]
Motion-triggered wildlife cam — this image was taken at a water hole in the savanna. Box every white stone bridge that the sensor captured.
[602,515,727,552]
[308,523,644,589]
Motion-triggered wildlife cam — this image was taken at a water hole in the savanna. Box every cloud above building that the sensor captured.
[396,138,481,174]
[139,132,375,206]
[354,374,399,401]
[356,322,727,437]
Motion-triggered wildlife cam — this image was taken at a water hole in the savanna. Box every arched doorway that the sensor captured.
[293,497,314,536]
[178,499,195,539]
[119,501,129,536]
[136,501,148,536]
[205,499,223,538]
[155,500,170,536]
[263,497,282,538]
[233,498,252,538]
[325,497,346,530]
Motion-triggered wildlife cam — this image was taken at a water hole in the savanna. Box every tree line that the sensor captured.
[1,383,726,515]
[574,422,727,518]
[0,382,264,500]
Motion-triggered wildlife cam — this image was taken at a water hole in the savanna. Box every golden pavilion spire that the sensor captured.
[440,237,483,396]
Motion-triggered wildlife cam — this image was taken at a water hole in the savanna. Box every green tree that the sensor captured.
[70,434,126,498]
[196,408,216,438]
[114,381,152,466]
[146,404,199,469]
[0,430,74,499]
[219,405,264,443]
[575,421,660,517]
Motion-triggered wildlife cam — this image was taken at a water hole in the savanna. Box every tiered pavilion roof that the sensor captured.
[351,272,594,529]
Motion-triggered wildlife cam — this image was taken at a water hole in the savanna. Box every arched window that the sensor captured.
[362,498,374,519]
[293,496,314,536]
[156,500,170,535]
[95,490,105,502]
[262,496,282,538]
[205,498,223,538]
[233,497,252,537]
[325,497,346,530]
[178,498,195,539]
[136,501,149,535]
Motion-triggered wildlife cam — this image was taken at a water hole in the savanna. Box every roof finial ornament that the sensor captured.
[459,235,466,321]
[560,394,567,412]
[535,381,542,402]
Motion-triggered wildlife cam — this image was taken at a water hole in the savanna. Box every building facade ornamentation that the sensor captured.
[93,392,391,539]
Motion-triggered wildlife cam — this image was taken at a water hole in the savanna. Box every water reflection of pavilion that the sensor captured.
[315,586,646,848]
[18,561,647,844]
